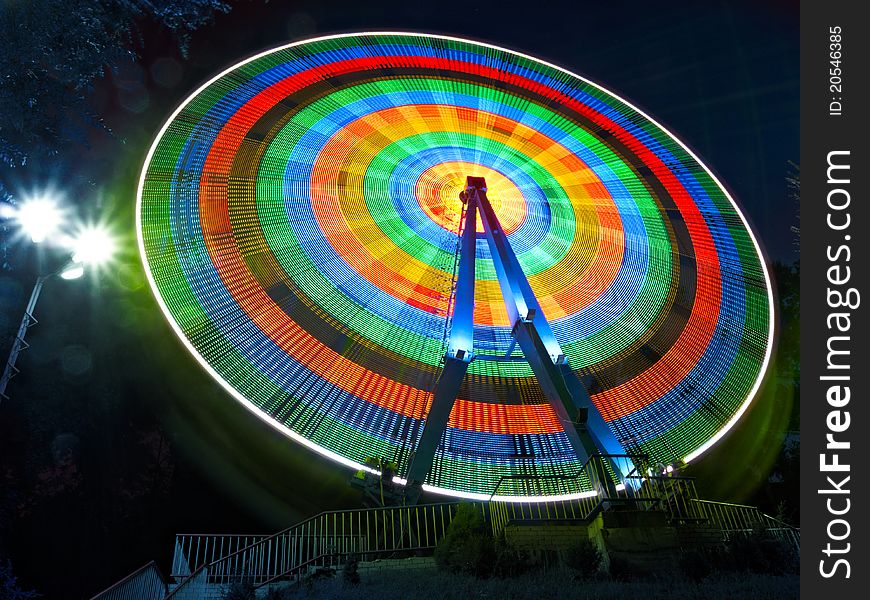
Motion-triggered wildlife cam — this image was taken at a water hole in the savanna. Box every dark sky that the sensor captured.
[0,1,798,596]
[134,0,799,261]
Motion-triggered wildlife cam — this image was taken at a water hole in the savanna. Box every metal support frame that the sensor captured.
[406,177,629,495]
[405,191,477,491]
[0,276,46,403]
[0,257,82,405]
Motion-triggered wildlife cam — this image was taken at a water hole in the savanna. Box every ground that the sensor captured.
[285,569,798,600]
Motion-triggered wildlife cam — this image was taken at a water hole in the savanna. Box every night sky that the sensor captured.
[0,1,798,597]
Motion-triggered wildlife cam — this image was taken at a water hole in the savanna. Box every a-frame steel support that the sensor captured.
[405,177,628,495]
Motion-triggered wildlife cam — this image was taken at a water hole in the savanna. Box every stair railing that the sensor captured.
[89,561,167,600]
[166,501,466,597]
[486,453,657,537]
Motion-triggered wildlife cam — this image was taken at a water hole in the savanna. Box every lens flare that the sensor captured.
[72,226,116,265]
[17,199,62,243]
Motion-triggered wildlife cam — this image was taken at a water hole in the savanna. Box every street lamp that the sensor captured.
[0,200,115,403]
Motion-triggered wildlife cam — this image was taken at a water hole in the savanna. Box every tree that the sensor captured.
[0,559,39,600]
[0,0,230,170]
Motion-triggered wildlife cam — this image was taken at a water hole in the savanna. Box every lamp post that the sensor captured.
[0,260,84,403]
[0,195,115,405]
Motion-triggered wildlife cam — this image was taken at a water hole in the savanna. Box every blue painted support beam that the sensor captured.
[475,187,565,363]
[558,363,628,459]
[474,353,525,362]
[510,319,592,467]
[405,176,631,499]
[405,193,478,488]
[404,353,472,488]
[503,336,518,360]
[446,192,478,360]
[473,179,630,491]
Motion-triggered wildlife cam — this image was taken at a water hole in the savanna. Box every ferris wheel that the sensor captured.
[137,32,774,501]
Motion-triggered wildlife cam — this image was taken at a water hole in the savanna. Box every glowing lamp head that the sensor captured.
[72,227,116,265]
[17,199,62,243]
[59,262,85,280]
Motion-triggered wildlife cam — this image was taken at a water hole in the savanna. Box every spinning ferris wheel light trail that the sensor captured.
[405,176,628,497]
[137,32,775,501]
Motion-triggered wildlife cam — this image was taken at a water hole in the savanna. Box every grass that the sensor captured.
[279,567,798,600]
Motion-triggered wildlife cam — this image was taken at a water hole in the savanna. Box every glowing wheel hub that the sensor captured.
[415,162,526,234]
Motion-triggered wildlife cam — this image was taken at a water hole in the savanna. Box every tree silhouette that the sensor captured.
[0,0,229,171]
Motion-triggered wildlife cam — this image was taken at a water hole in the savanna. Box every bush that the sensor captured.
[447,502,487,537]
[222,580,256,600]
[680,533,798,579]
[0,560,39,600]
[725,533,798,575]
[264,587,291,600]
[492,539,531,578]
[606,555,650,581]
[342,553,361,585]
[435,531,497,577]
[434,503,496,578]
[564,538,602,579]
[680,549,713,582]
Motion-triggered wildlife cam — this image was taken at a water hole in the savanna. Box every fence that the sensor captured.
[161,455,798,597]
[688,499,801,550]
[171,534,271,579]
[89,561,167,600]
[487,454,685,537]
[166,502,469,596]
[485,454,799,553]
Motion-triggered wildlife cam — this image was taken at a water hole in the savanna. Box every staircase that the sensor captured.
[90,455,799,599]
[168,502,468,596]
[91,501,472,599]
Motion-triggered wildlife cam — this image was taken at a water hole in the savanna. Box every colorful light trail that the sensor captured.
[137,33,774,499]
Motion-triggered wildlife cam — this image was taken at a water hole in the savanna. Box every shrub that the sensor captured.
[680,549,713,582]
[447,502,487,537]
[434,503,496,578]
[606,555,649,581]
[264,587,291,600]
[725,533,798,575]
[492,539,531,578]
[564,538,602,579]
[342,553,361,585]
[680,533,798,579]
[0,560,39,600]
[222,580,256,600]
[435,531,497,577]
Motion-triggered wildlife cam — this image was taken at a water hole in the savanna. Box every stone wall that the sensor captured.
[357,556,437,578]
[503,511,692,574]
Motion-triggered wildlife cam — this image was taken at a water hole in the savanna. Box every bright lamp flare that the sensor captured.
[17,199,61,243]
[72,227,115,265]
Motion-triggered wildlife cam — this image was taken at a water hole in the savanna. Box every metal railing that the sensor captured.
[688,499,800,550]
[164,457,800,598]
[488,454,667,537]
[166,502,468,597]
[89,561,167,600]
[171,534,271,579]
[485,453,800,555]
[648,476,705,521]
[488,493,598,539]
